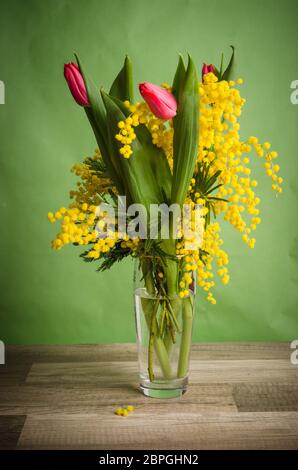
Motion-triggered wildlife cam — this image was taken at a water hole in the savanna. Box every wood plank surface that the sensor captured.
[0,416,26,450]
[25,359,297,385]
[0,342,297,450]
[0,384,236,416]
[17,411,298,450]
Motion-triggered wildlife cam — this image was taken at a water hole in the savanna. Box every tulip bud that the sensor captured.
[139,82,177,120]
[64,63,89,107]
[201,63,215,80]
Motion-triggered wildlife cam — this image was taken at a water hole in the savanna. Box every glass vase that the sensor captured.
[134,256,196,398]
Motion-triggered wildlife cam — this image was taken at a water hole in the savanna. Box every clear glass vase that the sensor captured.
[134,256,196,398]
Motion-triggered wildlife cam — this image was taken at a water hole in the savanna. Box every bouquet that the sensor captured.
[48,47,282,396]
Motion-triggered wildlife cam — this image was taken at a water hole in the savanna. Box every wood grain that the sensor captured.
[0,342,297,450]
[17,411,298,450]
[26,359,297,385]
[0,384,236,416]
[0,415,26,450]
[5,344,137,364]
[233,383,298,412]
[5,342,290,362]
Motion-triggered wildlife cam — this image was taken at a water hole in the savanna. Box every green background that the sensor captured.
[0,0,297,344]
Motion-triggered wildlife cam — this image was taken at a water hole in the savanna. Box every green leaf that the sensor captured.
[172,54,186,100]
[171,55,199,206]
[204,170,222,191]
[210,202,217,220]
[221,45,235,81]
[100,90,132,200]
[106,93,172,203]
[106,91,172,201]
[208,196,228,202]
[205,183,223,195]
[75,54,107,140]
[84,107,125,193]
[100,91,164,215]
[109,55,133,102]
[219,52,224,78]
[108,95,131,116]
[133,124,172,203]
[97,241,131,272]
[75,54,124,193]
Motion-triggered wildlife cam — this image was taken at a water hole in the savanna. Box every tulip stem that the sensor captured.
[141,259,173,380]
[177,296,193,378]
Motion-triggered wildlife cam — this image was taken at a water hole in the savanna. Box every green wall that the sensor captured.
[0,0,297,344]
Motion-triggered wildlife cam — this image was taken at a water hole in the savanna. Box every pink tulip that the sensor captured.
[64,63,89,107]
[139,82,177,120]
[202,63,215,80]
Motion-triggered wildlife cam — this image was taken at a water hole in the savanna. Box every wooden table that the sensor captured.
[0,343,297,450]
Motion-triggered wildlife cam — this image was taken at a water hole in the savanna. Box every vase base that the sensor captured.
[140,385,186,399]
